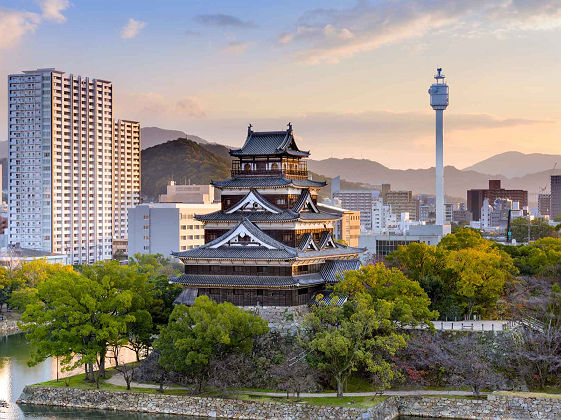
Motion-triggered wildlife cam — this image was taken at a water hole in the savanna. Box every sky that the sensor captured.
[1,0,561,169]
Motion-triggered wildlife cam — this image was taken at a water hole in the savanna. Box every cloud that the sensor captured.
[119,92,207,120]
[282,0,561,64]
[0,8,41,49]
[121,18,146,39]
[222,41,249,55]
[37,0,70,23]
[195,14,257,28]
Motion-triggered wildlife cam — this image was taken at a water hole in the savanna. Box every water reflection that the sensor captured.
[0,333,170,420]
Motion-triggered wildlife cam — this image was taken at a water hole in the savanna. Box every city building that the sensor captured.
[8,68,139,264]
[317,202,361,247]
[445,203,453,223]
[128,202,221,257]
[333,189,380,230]
[113,119,141,257]
[551,176,561,219]
[538,193,551,217]
[359,225,450,257]
[159,182,216,204]
[371,199,397,233]
[467,180,528,221]
[170,124,365,307]
[384,189,420,221]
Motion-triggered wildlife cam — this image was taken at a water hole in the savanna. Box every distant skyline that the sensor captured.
[1,0,561,169]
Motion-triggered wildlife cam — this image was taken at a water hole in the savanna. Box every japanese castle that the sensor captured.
[171,124,364,307]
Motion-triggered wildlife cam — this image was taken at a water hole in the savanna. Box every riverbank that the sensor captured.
[0,314,22,336]
[17,385,561,419]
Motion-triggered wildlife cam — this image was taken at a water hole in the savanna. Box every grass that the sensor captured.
[419,394,485,400]
[496,391,561,399]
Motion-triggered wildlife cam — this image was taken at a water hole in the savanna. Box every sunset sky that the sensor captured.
[1,0,560,169]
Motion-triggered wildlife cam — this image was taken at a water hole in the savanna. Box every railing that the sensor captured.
[230,168,309,179]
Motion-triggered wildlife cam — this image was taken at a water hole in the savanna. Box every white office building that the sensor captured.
[128,203,221,257]
[8,68,139,264]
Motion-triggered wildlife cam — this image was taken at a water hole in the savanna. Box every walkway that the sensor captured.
[431,320,510,332]
[105,375,480,397]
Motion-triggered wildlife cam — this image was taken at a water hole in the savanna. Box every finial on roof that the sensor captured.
[247,124,253,136]
[287,122,292,132]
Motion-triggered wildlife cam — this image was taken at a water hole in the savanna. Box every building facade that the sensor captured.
[170,125,364,307]
[384,189,419,221]
[551,176,561,219]
[128,202,220,257]
[317,203,360,247]
[467,180,528,221]
[159,182,216,204]
[8,68,138,264]
[113,119,141,256]
[538,193,551,217]
[333,190,379,230]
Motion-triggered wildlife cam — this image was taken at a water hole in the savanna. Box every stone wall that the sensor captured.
[242,305,309,335]
[18,386,399,420]
[0,319,21,336]
[397,394,561,420]
[18,387,561,420]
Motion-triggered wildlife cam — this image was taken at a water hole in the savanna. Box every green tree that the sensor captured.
[129,253,182,326]
[154,296,269,393]
[438,227,489,251]
[302,294,406,397]
[510,217,556,243]
[445,248,516,318]
[334,264,438,327]
[20,261,155,387]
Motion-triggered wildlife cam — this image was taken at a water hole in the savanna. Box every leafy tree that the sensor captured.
[129,253,182,326]
[154,296,269,393]
[445,248,516,318]
[334,263,438,327]
[510,217,556,243]
[302,294,406,397]
[438,227,489,251]
[2,260,74,311]
[20,261,155,387]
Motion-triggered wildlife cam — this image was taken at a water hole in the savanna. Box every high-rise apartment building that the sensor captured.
[8,68,139,264]
[113,120,141,255]
[333,190,379,230]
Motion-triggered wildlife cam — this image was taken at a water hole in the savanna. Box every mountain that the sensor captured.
[141,138,230,200]
[308,157,551,205]
[463,151,561,178]
[139,138,369,202]
[140,126,208,149]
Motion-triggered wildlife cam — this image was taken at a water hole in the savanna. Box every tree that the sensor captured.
[20,261,155,387]
[129,253,182,326]
[2,260,74,312]
[506,283,561,388]
[510,217,556,243]
[445,248,516,318]
[438,227,489,251]
[302,294,406,397]
[154,296,269,393]
[334,264,438,327]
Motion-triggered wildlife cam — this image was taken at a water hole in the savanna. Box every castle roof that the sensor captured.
[196,188,339,223]
[172,218,363,261]
[211,176,326,190]
[230,124,310,157]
